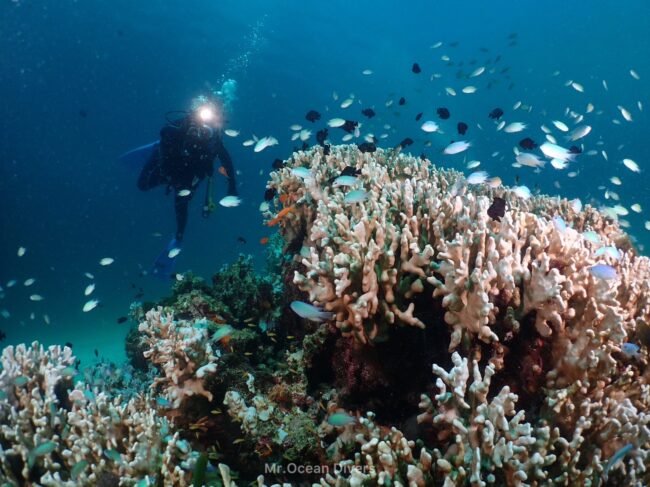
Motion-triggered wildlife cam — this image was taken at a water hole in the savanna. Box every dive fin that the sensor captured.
[152,238,181,279]
[119,141,159,168]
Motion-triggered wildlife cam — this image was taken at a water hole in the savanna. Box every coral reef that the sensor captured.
[261,144,650,484]
[211,254,280,324]
[0,343,196,485]
[138,307,221,408]
[2,144,650,485]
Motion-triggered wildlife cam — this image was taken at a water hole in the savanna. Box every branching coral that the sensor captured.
[138,306,220,408]
[262,144,650,485]
[4,144,650,485]
[269,145,649,353]
[0,342,195,485]
[418,352,554,486]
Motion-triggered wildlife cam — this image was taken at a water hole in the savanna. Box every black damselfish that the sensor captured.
[519,137,537,150]
[487,197,506,221]
[488,108,504,120]
[305,110,321,122]
[316,128,328,146]
[358,142,377,153]
[341,120,358,133]
[340,166,362,177]
[437,107,450,120]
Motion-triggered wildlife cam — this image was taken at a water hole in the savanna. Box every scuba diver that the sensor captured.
[133,100,238,277]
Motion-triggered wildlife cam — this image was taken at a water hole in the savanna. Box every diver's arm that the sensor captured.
[214,137,238,196]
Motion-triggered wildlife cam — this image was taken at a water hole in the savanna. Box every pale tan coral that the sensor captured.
[270,145,650,358]
[317,410,431,486]
[417,352,550,486]
[0,341,194,485]
[138,306,220,407]
[265,145,650,484]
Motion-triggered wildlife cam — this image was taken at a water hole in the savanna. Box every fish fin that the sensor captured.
[152,238,180,279]
[119,141,159,168]
[317,311,335,321]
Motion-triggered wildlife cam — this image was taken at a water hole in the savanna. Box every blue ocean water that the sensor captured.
[1,0,648,366]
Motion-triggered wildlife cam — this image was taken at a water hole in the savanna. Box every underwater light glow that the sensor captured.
[197,105,214,122]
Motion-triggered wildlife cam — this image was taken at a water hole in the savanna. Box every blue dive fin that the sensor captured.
[119,141,159,168]
[152,238,181,279]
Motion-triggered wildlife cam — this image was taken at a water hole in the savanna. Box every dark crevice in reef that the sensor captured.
[54,378,73,411]
[305,280,453,425]
[490,309,553,418]
[285,224,308,255]
[304,326,338,395]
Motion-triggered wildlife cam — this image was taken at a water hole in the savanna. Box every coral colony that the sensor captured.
[2,145,650,485]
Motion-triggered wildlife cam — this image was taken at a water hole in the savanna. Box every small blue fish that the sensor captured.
[621,343,641,359]
[583,231,601,244]
[604,443,634,478]
[136,477,152,487]
[71,460,89,480]
[13,376,29,386]
[104,448,123,464]
[589,264,617,281]
[28,441,58,468]
[290,301,334,322]
[61,367,76,378]
[32,441,57,457]
[291,167,313,180]
[552,216,567,233]
[332,175,359,188]
[594,246,621,260]
[343,189,369,204]
[156,396,172,408]
[212,325,234,342]
[466,171,488,185]
[327,412,356,427]
[175,439,190,454]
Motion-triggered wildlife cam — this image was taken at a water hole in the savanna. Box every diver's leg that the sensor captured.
[173,193,191,243]
[137,150,166,191]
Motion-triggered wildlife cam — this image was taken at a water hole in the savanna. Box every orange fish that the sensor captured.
[218,166,229,178]
[279,194,290,204]
[260,237,269,245]
[267,205,295,227]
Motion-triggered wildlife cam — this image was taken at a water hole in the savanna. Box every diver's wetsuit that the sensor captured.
[137,116,237,242]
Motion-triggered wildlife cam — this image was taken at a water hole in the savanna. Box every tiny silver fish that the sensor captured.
[343,189,369,204]
[290,301,334,322]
